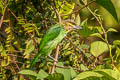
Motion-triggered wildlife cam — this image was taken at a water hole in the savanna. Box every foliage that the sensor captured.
[0,0,120,80]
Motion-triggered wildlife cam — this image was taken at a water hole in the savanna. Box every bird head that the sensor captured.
[62,19,82,33]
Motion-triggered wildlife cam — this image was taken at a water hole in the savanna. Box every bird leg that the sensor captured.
[48,55,58,62]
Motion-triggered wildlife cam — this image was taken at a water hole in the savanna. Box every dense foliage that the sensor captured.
[0,0,120,80]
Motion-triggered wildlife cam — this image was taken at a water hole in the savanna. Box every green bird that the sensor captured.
[30,23,82,68]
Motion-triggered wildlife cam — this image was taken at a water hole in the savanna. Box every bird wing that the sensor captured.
[30,24,66,68]
[40,26,66,56]
[39,24,64,50]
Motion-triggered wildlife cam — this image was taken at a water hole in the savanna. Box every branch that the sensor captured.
[82,1,114,65]
[51,0,62,74]
[61,0,95,16]
[0,16,4,29]
[51,45,60,74]
[0,0,8,29]
[52,0,62,23]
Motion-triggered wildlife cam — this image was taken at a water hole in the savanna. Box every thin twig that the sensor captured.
[61,0,95,16]
[51,45,60,74]
[50,64,70,69]
[0,0,8,29]
[8,8,19,21]
[50,0,63,74]
[82,1,114,65]
[53,0,62,23]
[7,54,24,58]
[8,8,37,51]
[0,16,4,29]
[0,59,24,64]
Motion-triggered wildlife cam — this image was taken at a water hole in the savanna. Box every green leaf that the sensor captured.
[115,47,120,61]
[95,0,118,22]
[45,73,64,80]
[73,71,103,80]
[18,70,37,77]
[74,69,120,80]
[24,40,34,59]
[0,42,3,52]
[79,19,94,38]
[90,33,104,40]
[107,28,118,32]
[56,62,76,80]
[0,1,3,14]
[37,69,48,79]
[95,69,120,80]
[59,1,75,15]
[75,14,81,26]
[80,64,89,71]
[90,41,108,57]
[113,40,120,46]
[19,70,37,80]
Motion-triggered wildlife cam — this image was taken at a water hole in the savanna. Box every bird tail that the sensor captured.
[29,53,41,69]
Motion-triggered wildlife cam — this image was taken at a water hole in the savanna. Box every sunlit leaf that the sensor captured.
[74,69,120,80]
[37,69,48,79]
[56,62,76,80]
[90,41,108,57]
[75,14,81,26]
[107,28,118,32]
[24,40,34,59]
[95,0,118,22]
[46,73,64,80]
[73,71,103,80]
[19,70,37,77]
[95,69,120,80]
[90,33,104,40]
[113,40,120,46]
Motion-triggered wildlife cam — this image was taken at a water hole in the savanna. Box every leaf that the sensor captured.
[75,14,81,26]
[90,41,108,57]
[1,56,10,67]
[90,33,104,40]
[74,69,120,80]
[56,62,76,80]
[45,73,64,80]
[24,40,34,59]
[73,71,103,80]
[3,20,10,23]
[113,40,120,46]
[80,64,89,71]
[0,42,3,52]
[18,70,37,77]
[107,28,118,32]
[0,1,3,14]
[95,0,118,22]
[37,69,48,79]
[116,64,120,73]
[115,47,120,61]
[95,69,120,80]
[79,19,94,38]
[59,1,75,15]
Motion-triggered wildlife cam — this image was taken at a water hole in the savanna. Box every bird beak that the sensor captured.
[72,25,82,30]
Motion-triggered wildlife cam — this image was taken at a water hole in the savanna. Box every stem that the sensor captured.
[62,0,95,16]
[82,0,114,65]
[50,0,63,74]
[0,0,8,29]
[0,16,4,29]
[51,46,60,74]
[53,0,62,23]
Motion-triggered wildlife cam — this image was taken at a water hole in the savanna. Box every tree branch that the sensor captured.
[0,0,8,29]
[51,45,60,74]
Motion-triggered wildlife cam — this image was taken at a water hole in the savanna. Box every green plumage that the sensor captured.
[30,24,66,68]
